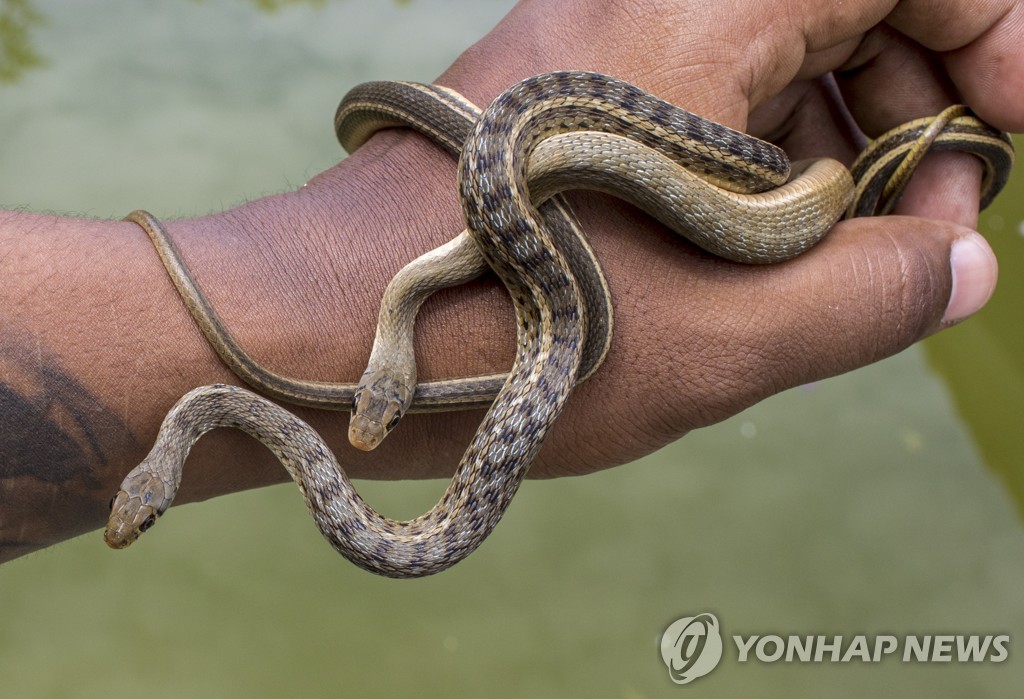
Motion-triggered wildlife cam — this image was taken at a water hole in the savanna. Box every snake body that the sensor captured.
[127,81,618,452]
[107,72,1014,576]
[127,79,852,451]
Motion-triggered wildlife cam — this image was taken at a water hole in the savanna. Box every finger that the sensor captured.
[742,216,996,369]
[748,0,1023,123]
[835,25,958,133]
[666,219,983,415]
[731,217,995,384]
[832,27,986,226]
[887,0,1024,131]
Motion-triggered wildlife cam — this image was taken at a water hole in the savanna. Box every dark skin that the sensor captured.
[1,0,1021,562]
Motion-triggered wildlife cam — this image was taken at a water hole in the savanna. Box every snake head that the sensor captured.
[103,469,169,549]
[348,368,414,451]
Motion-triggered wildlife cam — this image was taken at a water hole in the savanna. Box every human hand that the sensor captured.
[399,0,1021,476]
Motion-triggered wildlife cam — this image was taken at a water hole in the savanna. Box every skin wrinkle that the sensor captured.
[798,39,867,83]
[407,281,513,387]
[817,229,885,365]
[867,232,911,360]
[227,210,356,372]
[219,218,356,380]
[593,348,685,464]
[890,242,916,343]
[802,1,1024,131]
[838,223,947,364]
[891,230,947,344]
[757,82,817,144]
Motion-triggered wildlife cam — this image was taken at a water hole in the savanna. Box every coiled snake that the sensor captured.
[106,72,1014,577]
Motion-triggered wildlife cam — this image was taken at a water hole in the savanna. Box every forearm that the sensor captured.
[0,126,523,560]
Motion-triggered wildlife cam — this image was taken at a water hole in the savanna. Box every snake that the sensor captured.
[106,72,1014,577]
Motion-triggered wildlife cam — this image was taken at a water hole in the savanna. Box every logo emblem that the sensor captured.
[661,613,723,685]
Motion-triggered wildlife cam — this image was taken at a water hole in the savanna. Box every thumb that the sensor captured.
[751,216,997,390]
[537,212,998,474]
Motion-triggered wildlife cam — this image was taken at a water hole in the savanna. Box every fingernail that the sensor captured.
[943,233,998,325]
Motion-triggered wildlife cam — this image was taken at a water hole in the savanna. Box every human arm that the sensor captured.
[1,0,1021,561]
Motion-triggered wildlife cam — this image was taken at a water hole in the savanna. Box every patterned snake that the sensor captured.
[106,72,1014,577]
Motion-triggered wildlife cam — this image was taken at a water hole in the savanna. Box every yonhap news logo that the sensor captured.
[660,613,724,684]
[730,632,1010,664]
[660,613,1009,686]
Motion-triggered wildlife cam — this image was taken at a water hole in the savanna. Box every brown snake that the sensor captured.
[106,72,1014,577]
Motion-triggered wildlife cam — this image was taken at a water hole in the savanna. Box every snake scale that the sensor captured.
[106,72,1014,577]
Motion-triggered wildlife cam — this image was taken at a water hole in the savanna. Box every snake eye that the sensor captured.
[385,412,403,433]
[351,391,362,413]
[108,496,115,512]
[139,514,157,533]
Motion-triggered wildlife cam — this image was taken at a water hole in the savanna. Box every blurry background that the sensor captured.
[1,1,1023,696]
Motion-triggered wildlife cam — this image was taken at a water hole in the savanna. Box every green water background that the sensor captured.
[2,1,1023,696]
